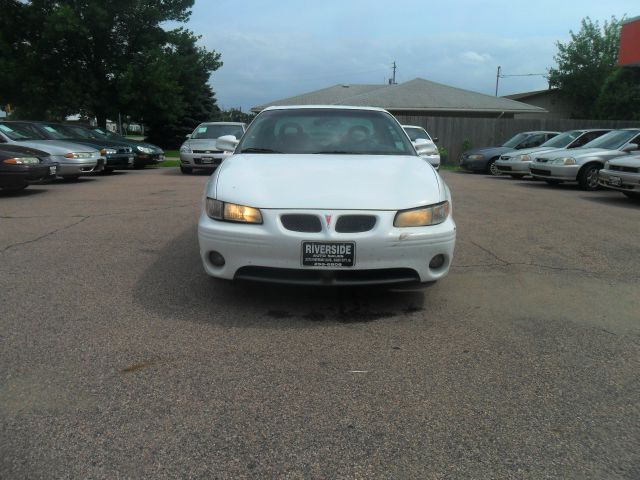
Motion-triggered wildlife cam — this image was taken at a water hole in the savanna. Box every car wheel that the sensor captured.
[102,167,114,174]
[544,179,562,185]
[577,164,601,191]
[180,166,193,174]
[487,159,500,176]
[510,174,525,179]
[623,191,640,200]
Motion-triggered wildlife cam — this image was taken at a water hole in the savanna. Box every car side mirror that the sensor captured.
[413,138,436,156]
[216,135,239,153]
[185,133,192,139]
[621,143,638,152]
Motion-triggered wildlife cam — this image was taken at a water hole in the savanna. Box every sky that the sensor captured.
[183,0,638,112]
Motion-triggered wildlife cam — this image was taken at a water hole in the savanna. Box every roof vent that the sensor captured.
[341,84,350,88]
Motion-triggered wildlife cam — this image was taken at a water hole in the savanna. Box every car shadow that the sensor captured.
[132,226,429,329]
[0,187,49,197]
[160,168,213,177]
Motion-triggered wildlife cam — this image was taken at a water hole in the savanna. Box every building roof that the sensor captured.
[504,88,558,101]
[252,77,546,114]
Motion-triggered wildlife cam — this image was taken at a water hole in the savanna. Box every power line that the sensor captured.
[495,66,548,96]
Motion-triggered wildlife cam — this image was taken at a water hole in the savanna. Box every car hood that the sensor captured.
[539,147,624,160]
[609,156,640,168]
[136,141,164,153]
[60,138,131,150]
[0,144,50,157]
[500,146,559,159]
[211,154,442,210]
[9,139,98,154]
[464,146,514,157]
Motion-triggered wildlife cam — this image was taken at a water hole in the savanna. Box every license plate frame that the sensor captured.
[200,157,214,164]
[301,241,355,267]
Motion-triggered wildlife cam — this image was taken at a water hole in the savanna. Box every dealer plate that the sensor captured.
[608,176,622,187]
[49,165,57,175]
[302,241,355,267]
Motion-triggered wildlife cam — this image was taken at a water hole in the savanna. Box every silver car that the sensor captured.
[495,129,610,178]
[0,122,101,179]
[179,122,246,174]
[402,125,440,170]
[598,154,640,200]
[529,128,640,190]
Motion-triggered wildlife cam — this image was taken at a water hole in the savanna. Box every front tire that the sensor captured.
[577,164,601,191]
[487,159,500,176]
[180,166,193,174]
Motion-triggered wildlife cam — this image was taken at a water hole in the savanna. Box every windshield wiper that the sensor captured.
[239,147,281,153]
[312,150,362,154]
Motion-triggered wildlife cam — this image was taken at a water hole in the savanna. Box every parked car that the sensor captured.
[198,106,456,286]
[529,128,640,190]
[598,153,640,200]
[0,121,100,180]
[23,122,134,174]
[495,129,611,178]
[460,131,560,175]
[179,122,247,174]
[89,127,165,169]
[402,125,440,170]
[0,144,57,192]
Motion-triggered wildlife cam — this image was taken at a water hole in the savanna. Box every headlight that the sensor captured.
[100,148,117,155]
[64,152,93,159]
[3,157,40,165]
[180,144,191,153]
[518,154,531,162]
[394,201,450,227]
[468,154,484,161]
[136,146,153,154]
[554,157,576,165]
[206,198,263,224]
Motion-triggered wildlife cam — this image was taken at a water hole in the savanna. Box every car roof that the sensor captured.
[262,105,389,113]
[199,122,246,126]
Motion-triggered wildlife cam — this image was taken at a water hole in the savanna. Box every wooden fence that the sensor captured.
[394,115,639,164]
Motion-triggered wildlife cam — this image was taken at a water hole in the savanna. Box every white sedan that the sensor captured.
[197,106,456,286]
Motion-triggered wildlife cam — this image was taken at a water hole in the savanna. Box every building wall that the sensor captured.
[509,91,575,119]
[394,114,639,163]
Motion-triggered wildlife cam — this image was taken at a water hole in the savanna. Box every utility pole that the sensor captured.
[391,61,397,85]
[495,66,501,96]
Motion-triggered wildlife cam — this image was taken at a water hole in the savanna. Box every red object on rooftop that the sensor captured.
[618,16,640,66]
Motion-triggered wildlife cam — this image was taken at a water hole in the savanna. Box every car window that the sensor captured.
[583,130,640,150]
[502,133,529,148]
[517,134,545,149]
[572,130,608,147]
[0,123,47,141]
[540,130,581,148]
[238,109,415,155]
[404,127,432,142]
[192,124,245,139]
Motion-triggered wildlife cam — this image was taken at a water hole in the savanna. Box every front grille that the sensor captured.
[193,149,223,154]
[610,165,639,173]
[530,168,551,176]
[281,214,322,232]
[118,147,131,154]
[234,266,420,286]
[335,215,376,233]
[497,165,512,171]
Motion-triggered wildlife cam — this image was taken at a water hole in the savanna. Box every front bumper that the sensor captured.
[529,163,580,181]
[57,159,99,176]
[198,208,456,285]
[598,168,640,193]
[105,153,135,169]
[459,156,487,172]
[495,159,531,174]
[180,151,230,169]
[0,164,55,186]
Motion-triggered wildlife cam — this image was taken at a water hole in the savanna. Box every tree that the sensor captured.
[1,0,222,144]
[548,17,622,119]
[596,67,640,120]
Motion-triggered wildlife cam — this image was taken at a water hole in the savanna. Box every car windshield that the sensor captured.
[34,123,79,140]
[92,128,125,141]
[540,130,581,148]
[404,127,432,142]
[501,133,531,148]
[238,109,416,155]
[0,123,48,141]
[191,124,244,140]
[583,129,639,150]
[61,125,101,140]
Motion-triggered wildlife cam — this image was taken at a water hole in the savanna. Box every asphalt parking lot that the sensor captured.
[1,169,639,479]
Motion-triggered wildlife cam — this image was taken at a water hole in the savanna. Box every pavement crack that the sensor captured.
[1,216,89,254]
[469,240,509,265]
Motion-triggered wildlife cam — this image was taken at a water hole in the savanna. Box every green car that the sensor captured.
[90,128,165,169]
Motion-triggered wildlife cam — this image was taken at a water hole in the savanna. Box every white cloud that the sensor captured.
[459,51,493,64]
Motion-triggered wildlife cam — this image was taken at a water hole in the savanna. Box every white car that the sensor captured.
[179,122,246,174]
[598,154,640,200]
[197,106,456,286]
[402,125,440,170]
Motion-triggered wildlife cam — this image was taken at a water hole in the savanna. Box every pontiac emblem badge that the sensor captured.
[325,215,332,227]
